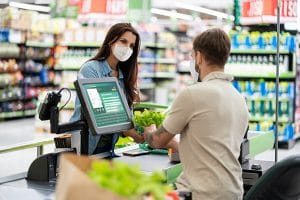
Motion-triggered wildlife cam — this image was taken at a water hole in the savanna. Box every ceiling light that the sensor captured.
[151,8,193,21]
[9,1,51,12]
[176,2,234,21]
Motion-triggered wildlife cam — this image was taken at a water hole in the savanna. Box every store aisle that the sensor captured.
[0,118,299,179]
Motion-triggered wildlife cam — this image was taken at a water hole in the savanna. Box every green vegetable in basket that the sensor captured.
[87,160,171,199]
[134,110,166,128]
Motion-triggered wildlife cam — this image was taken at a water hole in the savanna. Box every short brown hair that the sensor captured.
[193,28,231,67]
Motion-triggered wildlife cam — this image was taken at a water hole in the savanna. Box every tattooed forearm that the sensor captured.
[155,126,166,136]
[146,126,166,147]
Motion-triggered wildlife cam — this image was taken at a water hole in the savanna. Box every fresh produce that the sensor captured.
[87,160,172,200]
[134,109,166,128]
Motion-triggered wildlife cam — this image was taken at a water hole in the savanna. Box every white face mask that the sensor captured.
[189,59,199,83]
[112,44,133,62]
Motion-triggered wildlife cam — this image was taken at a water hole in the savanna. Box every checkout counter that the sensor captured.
[0,78,275,199]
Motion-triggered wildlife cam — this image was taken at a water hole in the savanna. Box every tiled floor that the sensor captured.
[0,118,299,178]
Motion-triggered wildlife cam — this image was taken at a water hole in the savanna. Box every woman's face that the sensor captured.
[113,31,137,49]
[111,31,137,62]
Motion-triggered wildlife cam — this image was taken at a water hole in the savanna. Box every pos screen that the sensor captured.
[74,77,133,135]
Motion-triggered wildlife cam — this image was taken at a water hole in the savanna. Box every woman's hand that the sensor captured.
[123,128,145,144]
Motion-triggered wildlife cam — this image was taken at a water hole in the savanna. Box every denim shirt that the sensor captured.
[70,59,127,155]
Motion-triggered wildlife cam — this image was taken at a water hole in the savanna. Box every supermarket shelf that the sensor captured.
[139,72,177,78]
[0,97,22,103]
[142,42,176,49]
[250,116,290,123]
[0,109,37,119]
[0,96,48,103]
[177,70,190,74]
[0,83,20,88]
[59,41,101,48]
[24,109,36,116]
[139,83,155,89]
[0,54,20,58]
[21,70,40,74]
[26,83,59,88]
[155,72,177,78]
[228,72,296,79]
[0,70,20,74]
[156,58,176,64]
[245,96,293,102]
[231,49,290,54]
[26,41,54,48]
[0,111,24,119]
[26,57,49,61]
[138,58,176,64]
[138,58,156,63]
[54,66,80,71]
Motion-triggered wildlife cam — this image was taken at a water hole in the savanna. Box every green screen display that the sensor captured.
[83,82,130,128]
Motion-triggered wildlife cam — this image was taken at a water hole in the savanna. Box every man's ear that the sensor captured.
[195,51,202,66]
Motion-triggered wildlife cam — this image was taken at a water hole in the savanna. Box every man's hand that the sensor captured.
[143,125,175,149]
[123,129,145,144]
[143,124,156,146]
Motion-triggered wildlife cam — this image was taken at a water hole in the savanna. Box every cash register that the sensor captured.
[21,77,191,199]
[27,77,135,181]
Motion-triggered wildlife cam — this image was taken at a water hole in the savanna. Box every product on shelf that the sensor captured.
[136,30,178,104]
[226,54,290,75]
[26,47,51,59]
[227,29,297,145]
[55,46,97,70]
[0,7,65,34]
[0,59,20,72]
[233,79,295,141]
[0,43,20,57]
[229,30,296,52]
[60,27,106,45]
[0,72,23,87]
[26,31,54,46]
[0,87,23,101]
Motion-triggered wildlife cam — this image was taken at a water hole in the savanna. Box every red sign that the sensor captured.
[276,0,297,17]
[241,0,297,24]
[80,0,107,14]
[106,0,127,15]
[242,0,297,17]
[242,0,263,17]
[79,0,126,15]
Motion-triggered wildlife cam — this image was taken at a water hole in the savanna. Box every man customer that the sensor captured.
[143,28,249,200]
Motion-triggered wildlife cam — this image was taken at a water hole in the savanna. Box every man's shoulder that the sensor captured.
[186,83,210,92]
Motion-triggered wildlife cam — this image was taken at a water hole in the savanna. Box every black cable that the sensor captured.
[57,88,71,111]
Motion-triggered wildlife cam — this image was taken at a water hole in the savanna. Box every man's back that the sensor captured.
[164,72,249,200]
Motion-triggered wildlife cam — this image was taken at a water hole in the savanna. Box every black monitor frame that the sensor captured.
[74,77,133,135]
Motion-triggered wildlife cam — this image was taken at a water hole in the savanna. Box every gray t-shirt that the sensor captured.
[163,71,249,200]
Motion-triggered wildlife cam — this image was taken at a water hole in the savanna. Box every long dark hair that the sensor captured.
[91,23,140,107]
